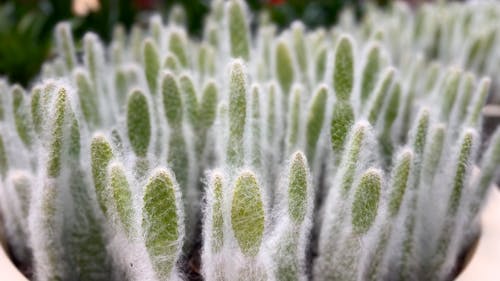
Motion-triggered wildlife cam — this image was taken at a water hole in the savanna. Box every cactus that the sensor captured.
[0,2,499,281]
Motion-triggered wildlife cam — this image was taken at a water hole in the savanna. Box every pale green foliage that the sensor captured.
[143,39,160,95]
[108,163,134,236]
[91,134,114,214]
[305,85,328,160]
[1,2,499,281]
[142,169,183,279]
[275,40,295,96]
[352,168,381,234]
[288,152,309,223]
[231,171,265,257]
[227,60,247,167]
[127,90,151,157]
[333,36,354,101]
[227,0,250,60]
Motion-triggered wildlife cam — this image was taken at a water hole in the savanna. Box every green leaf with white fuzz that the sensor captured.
[448,130,477,215]
[275,40,295,96]
[267,83,278,144]
[12,86,33,147]
[227,60,247,167]
[420,124,446,188]
[200,81,218,131]
[143,39,161,95]
[149,15,163,46]
[34,180,66,281]
[75,70,100,127]
[368,67,395,124]
[30,87,43,135]
[330,101,355,156]
[467,78,490,127]
[292,22,307,73]
[250,85,262,168]
[127,90,151,157]
[55,22,76,71]
[162,72,183,128]
[315,45,327,82]
[91,134,114,214]
[164,53,180,73]
[456,73,475,123]
[287,86,302,153]
[440,69,461,121]
[411,108,430,158]
[83,33,104,86]
[180,74,200,127]
[339,122,371,195]
[288,151,309,224]
[169,29,189,67]
[470,128,500,217]
[227,0,250,60]
[360,44,381,106]
[352,168,381,235]
[388,150,413,217]
[143,169,183,280]
[47,88,68,178]
[305,85,327,160]
[231,171,265,257]
[333,36,355,101]
[379,82,401,160]
[108,163,134,236]
[0,134,7,179]
[209,173,225,253]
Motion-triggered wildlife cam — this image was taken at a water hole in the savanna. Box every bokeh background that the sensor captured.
[0,0,394,86]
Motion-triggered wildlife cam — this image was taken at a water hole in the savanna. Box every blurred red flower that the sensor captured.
[268,0,285,6]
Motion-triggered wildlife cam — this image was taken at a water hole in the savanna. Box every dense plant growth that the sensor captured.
[0,1,499,281]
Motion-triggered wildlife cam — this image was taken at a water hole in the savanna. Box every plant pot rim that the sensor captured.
[0,189,498,281]
[0,214,28,281]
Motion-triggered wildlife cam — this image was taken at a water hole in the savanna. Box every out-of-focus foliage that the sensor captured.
[0,0,136,86]
[0,0,367,86]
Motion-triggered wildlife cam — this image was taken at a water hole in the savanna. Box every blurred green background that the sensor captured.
[0,0,381,86]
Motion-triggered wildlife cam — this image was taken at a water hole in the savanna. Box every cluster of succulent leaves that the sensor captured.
[0,1,499,281]
[346,1,500,104]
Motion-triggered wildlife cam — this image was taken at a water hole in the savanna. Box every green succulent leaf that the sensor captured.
[352,168,381,235]
[200,80,218,130]
[75,70,100,127]
[109,163,134,236]
[288,151,310,224]
[143,39,161,95]
[388,150,413,217]
[91,134,114,214]
[0,134,7,179]
[305,85,328,160]
[448,130,476,215]
[275,40,295,96]
[12,86,33,147]
[127,90,151,157]
[360,44,381,106]
[227,60,247,167]
[227,0,250,60]
[162,72,183,127]
[169,29,189,67]
[330,101,355,155]
[210,173,225,252]
[143,169,183,279]
[333,36,355,101]
[231,171,265,257]
[47,88,68,178]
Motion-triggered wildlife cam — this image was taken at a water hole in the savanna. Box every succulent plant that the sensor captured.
[0,1,499,281]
